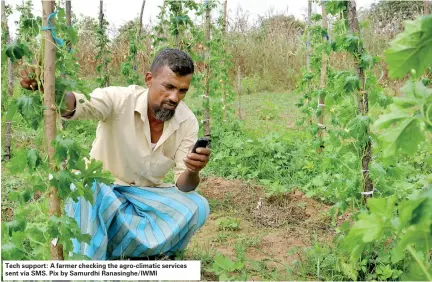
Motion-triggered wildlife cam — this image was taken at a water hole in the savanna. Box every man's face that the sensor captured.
[146,65,192,122]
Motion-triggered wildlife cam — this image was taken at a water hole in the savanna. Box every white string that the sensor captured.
[317,123,326,129]
[360,190,374,195]
[201,119,210,123]
[362,169,370,172]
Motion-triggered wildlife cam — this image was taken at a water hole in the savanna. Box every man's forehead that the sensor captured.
[155,66,192,85]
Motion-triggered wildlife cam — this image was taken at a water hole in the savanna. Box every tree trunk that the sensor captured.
[347,0,373,200]
[134,0,146,69]
[203,1,211,138]
[222,0,228,121]
[2,0,14,161]
[306,0,312,73]
[317,1,328,152]
[237,66,242,120]
[425,0,431,14]
[43,0,64,260]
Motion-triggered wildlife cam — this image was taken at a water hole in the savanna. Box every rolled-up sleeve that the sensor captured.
[64,87,119,121]
[173,117,199,185]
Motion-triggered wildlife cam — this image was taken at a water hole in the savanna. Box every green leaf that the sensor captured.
[4,42,31,62]
[344,75,360,93]
[6,219,27,236]
[66,26,78,45]
[367,196,396,218]
[384,15,432,78]
[374,109,411,129]
[16,95,42,129]
[6,149,28,173]
[379,117,425,157]
[27,149,42,171]
[2,242,26,260]
[50,171,74,199]
[78,158,114,187]
[400,80,432,100]
[214,254,235,270]
[360,53,375,70]
[349,213,383,242]
[6,100,18,121]
[392,226,432,264]
[57,8,66,19]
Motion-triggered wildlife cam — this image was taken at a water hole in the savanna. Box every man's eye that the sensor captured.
[165,84,174,90]
[180,89,188,94]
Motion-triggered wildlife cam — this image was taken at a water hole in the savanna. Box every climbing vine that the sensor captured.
[2,3,113,260]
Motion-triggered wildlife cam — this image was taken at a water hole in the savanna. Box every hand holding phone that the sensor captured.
[192,137,210,153]
[183,137,211,173]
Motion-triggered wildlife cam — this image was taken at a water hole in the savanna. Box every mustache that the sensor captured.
[164,101,178,107]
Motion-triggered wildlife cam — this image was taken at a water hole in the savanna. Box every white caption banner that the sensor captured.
[3,260,201,280]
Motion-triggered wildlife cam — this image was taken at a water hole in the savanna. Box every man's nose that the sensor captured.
[168,90,180,104]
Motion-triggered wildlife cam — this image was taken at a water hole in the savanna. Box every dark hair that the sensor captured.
[150,48,194,76]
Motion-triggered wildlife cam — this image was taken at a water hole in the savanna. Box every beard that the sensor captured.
[151,102,176,122]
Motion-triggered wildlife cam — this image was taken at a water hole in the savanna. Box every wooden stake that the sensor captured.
[2,0,14,161]
[317,1,328,152]
[66,0,71,26]
[203,0,211,138]
[425,0,431,14]
[237,66,242,120]
[222,0,228,121]
[347,0,373,199]
[99,0,109,87]
[306,0,312,73]
[42,0,64,260]
[134,0,146,69]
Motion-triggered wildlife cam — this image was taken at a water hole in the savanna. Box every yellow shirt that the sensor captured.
[67,85,198,187]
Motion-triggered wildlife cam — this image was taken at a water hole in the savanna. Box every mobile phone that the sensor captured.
[192,137,210,153]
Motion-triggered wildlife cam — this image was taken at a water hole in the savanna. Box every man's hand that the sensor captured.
[20,65,43,92]
[183,147,211,173]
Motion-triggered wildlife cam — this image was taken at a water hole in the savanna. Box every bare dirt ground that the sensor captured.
[187,177,337,280]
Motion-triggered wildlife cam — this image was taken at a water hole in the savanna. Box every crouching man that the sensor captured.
[21,48,210,260]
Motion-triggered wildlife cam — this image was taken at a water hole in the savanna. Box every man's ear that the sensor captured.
[145,72,152,88]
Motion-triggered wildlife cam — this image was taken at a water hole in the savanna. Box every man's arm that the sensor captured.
[176,147,211,192]
[61,92,76,118]
[20,66,116,121]
[173,118,211,192]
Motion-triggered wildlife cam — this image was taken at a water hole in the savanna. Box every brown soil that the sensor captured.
[187,177,336,281]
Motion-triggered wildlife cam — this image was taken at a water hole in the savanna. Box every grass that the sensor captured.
[240,91,301,137]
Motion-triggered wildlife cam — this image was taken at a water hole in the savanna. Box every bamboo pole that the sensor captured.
[42,0,64,259]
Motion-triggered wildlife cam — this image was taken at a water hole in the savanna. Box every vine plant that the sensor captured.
[151,0,235,130]
[2,3,113,260]
[95,1,110,87]
[340,15,432,281]
[295,0,394,207]
[297,7,431,281]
